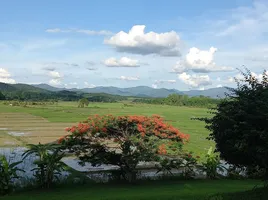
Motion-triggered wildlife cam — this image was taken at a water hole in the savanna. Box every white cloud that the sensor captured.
[46,28,113,36]
[217,84,223,88]
[225,72,266,84]
[152,84,158,89]
[84,82,96,88]
[178,72,212,88]
[0,68,16,84]
[172,47,233,73]
[104,57,140,67]
[119,76,140,81]
[48,71,62,86]
[226,74,244,83]
[49,79,61,86]
[49,71,62,79]
[104,25,181,56]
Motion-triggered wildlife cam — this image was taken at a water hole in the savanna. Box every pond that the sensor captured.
[0,147,235,183]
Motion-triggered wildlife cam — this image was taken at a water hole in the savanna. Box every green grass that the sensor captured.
[0,101,213,154]
[0,180,263,200]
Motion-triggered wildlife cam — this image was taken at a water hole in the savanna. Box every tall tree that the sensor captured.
[200,69,268,177]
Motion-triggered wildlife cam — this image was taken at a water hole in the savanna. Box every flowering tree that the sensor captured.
[59,114,189,182]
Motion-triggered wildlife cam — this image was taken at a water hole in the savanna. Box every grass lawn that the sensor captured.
[0,180,263,200]
[0,101,213,155]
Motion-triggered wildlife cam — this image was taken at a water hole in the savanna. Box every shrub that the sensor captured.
[60,114,189,182]
[201,147,226,179]
[22,143,65,188]
[0,155,24,195]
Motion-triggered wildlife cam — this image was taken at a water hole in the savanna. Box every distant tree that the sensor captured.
[78,98,89,108]
[200,69,268,177]
[0,92,5,100]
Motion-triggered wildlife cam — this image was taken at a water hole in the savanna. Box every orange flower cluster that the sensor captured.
[158,144,167,155]
[59,114,190,147]
[58,135,67,144]
[127,115,189,142]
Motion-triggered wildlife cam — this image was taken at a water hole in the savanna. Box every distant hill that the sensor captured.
[33,84,185,98]
[0,82,231,99]
[0,82,50,93]
[33,84,230,98]
[183,87,230,98]
[33,83,63,92]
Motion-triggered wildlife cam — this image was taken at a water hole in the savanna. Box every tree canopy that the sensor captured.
[201,69,268,174]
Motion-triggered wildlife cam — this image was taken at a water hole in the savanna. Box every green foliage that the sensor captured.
[133,94,221,108]
[0,155,24,195]
[0,91,5,100]
[199,69,268,177]
[61,115,189,182]
[201,147,226,179]
[155,153,199,179]
[22,143,65,188]
[78,98,89,108]
[85,93,127,102]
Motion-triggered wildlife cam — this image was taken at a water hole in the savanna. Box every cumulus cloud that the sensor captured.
[119,76,140,81]
[172,47,233,73]
[49,79,61,86]
[46,28,113,36]
[49,71,61,79]
[178,72,212,88]
[84,82,96,88]
[0,68,16,84]
[104,25,181,56]
[48,71,62,86]
[104,57,140,67]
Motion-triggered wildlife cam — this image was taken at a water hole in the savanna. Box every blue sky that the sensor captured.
[0,0,267,90]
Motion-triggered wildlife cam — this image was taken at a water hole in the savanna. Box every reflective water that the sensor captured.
[0,147,237,182]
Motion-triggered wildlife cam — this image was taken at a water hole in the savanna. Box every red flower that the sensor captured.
[58,136,66,144]
[158,144,167,155]
[102,127,107,133]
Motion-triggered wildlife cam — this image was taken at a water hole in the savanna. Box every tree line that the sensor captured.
[133,94,222,107]
[0,90,127,102]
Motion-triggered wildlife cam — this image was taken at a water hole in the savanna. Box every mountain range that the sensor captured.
[0,82,230,98]
[32,84,229,98]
